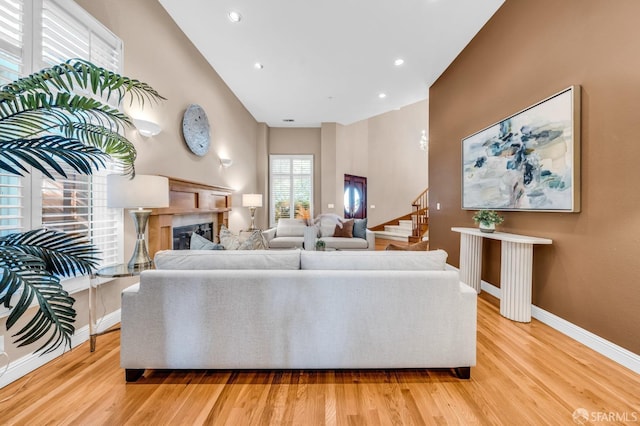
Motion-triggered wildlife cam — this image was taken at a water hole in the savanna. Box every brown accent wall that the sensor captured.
[430,0,640,354]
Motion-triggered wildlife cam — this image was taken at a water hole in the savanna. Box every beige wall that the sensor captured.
[365,101,429,226]
[78,0,260,234]
[429,0,640,354]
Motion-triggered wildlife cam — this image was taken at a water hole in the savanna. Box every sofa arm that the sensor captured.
[365,229,376,250]
[262,227,277,242]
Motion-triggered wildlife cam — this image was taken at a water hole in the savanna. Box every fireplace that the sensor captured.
[172,222,214,250]
[148,177,233,258]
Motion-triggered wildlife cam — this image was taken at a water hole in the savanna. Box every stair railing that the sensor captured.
[411,188,429,239]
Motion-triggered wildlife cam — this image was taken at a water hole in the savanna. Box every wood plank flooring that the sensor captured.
[1,291,638,425]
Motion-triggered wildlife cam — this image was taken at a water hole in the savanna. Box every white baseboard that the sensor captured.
[478,279,640,374]
[0,309,121,388]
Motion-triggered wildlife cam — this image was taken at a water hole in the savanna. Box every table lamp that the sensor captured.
[242,193,263,231]
[107,174,169,269]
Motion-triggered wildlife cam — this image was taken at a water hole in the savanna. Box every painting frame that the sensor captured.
[461,85,581,212]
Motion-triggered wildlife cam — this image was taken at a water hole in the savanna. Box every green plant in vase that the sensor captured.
[472,210,504,233]
[315,240,326,251]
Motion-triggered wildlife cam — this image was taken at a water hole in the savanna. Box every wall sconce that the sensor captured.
[220,157,233,168]
[419,130,428,151]
[133,118,162,137]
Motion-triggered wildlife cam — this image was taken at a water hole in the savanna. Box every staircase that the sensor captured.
[371,188,429,243]
[374,219,414,242]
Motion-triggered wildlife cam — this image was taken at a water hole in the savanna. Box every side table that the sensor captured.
[451,227,552,322]
[89,264,148,352]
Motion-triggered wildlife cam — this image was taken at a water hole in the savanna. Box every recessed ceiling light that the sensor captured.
[378,93,387,99]
[394,58,404,66]
[254,62,264,70]
[227,11,242,23]
[283,118,295,122]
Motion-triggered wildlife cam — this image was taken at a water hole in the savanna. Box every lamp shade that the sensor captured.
[107,174,170,209]
[242,193,263,208]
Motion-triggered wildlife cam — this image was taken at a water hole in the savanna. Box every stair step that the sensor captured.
[384,225,413,236]
[374,230,409,242]
[398,220,413,228]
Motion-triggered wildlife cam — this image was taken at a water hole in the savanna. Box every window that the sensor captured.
[0,0,124,268]
[269,155,313,226]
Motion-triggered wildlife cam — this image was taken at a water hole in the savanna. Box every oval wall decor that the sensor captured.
[182,104,211,156]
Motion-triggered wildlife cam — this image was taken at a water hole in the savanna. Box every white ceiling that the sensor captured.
[158,0,505,128]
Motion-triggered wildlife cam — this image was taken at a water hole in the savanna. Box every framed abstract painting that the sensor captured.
[462,86,581,212]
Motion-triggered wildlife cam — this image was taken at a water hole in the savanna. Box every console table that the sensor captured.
[451,227,552,322]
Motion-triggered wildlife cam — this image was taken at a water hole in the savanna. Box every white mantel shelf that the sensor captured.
[451,227,552,323]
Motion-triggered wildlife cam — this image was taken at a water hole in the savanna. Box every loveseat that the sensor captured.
[262,218,375,250]
[120,249,477,382]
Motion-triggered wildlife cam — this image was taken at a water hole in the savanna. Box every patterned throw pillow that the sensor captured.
[219,224,241,250]
[238,230,268,250]
[190,232,224,250]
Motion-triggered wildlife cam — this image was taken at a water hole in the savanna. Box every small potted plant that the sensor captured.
[472,210,504,233]
[315,240,326,251]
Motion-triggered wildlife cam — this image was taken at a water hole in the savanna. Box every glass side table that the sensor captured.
[89,264,149,352]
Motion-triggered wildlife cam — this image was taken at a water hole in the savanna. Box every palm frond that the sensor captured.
[61,122,137,176]
[0,58,165,107]
[0,135,107,179]
[0,229,100,277]
[0,91,131,139]
[11,277,76,354]
[0,229,90,354]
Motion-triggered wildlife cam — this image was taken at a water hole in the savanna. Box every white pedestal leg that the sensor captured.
[459,233,483,293]
[500,241,533,322]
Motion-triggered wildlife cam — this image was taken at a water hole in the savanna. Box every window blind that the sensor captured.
[38,0,124,267]
[269,155,313,226]
[0,0,24,235]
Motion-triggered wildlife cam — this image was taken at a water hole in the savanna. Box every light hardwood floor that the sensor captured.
[1,274,638,424]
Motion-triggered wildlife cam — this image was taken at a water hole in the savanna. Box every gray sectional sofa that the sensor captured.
[120,249,477,381]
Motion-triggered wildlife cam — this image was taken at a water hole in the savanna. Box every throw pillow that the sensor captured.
[352,218,367,239]
[219,224,241,250]
[238,230,268,250]
[333,219,354,238]
[190,232,224,250]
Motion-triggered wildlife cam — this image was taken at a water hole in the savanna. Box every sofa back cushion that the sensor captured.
[276,218,307,237]
[155,249,301,270]
[300,249,448,270]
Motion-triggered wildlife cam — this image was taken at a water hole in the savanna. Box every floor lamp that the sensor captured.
[242,193,263,231]
[107,175,169,270]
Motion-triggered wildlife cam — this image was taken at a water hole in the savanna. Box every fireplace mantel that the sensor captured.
[147,177,232,258]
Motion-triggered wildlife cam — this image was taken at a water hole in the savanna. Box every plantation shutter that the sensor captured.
[0,0,25,235]
[38,0,124,267]
[269,155,313,226]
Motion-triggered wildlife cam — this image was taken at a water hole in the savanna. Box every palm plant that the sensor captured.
[0,59,163,354]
